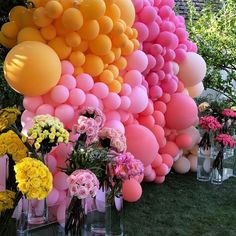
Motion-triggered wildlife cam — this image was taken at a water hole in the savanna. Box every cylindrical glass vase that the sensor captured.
[15,196,28,234]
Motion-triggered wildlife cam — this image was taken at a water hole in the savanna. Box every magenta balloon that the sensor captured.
[61,60,74,75]
[147,54,156,70]
[120,83,132,96]
[76,73,94,92]
[160,21,175,32]
[132,0,144,13]
[129,86,148,113]
[124,70,142,87]
[91,82,109,99]
[50,85,69,104]
[69,88,86,106]
[59,74,76,90]
[120,96,131,110]
[165,93,198,130]
[139,6,157,24]
[155,55,165,70]
[83,94,99,108]
[146,73,159,86]
[143,42,152,53]
[55,104,75,124]
[175,28,188,42]
[122,178,142,202]
[47,188,59,206]
[53,172,68,191]
[103,92,121,110]
[178,52,207,87]
[156,31,179,49]
[159,141,179,157]
[150,44,163,56]
[36,104,54,115]
[159,5,172,19]
[105,120,125,133]
[133,22,149,42]
[174,48,187,63]
[126,50,148,72]
[146,22,160,42]
[161,79,177,94]
[149,85,163,99]
[23,96,43,112]
[125,124,159,166]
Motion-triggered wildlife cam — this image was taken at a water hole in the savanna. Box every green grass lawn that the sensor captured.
[124,172,236,236]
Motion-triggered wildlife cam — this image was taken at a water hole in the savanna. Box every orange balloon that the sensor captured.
[116,75,123,83]
[62,8,83,31]
[114,56,127,70]
[9,6,27,26]
[97,16,113,34]
[48,36,71,59]
[104,0,114,5]
[99,70,114,84]
[65,31,81,47]
[112,33,128,47]
[121,39,134,56]
[40,24,57,40]
[107,65,119,78]
[1,22,19,39]
[89,34,112,56]
[45,1,63,19]
[132,28,138,38]
[26,0,41,7]
[79,20,99,41]
[112,47,121,60]
[59,0,74,10]
[33,7,53,27]
[17,27,46,43]
[73,67,84,76]
[125,26,133,38]
[80,0,106,20]
[69,51,85,67]
[20,9,36,28]
[109,79,122,93]
[105,4,120,22]
[73,41,88,52]
[83,54,104,77]
[101,51,115,64]
[110,21,125,36]
[0,32,16,48]
[131,38,140,50]
[114,0,135,27]
[53,16,70,36]
[4,41,61,96]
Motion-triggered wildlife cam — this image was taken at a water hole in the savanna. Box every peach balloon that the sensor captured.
[122,178,142,202]
[0,31,16,48]
[4,41,61,96]
[40,24,57,41]
[187,82,204,98]
[188,154,197,172]
[45,1,63,19]
[173,157,190,174]
[33,7,52,27]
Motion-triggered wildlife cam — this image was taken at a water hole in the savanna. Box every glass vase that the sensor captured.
[15,196,28,234]
[82,188,106,235]
[27,198,48,225]
[105,189,123,236]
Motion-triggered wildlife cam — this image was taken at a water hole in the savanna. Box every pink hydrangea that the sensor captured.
[98,127,127,153]
[113,152,144,181]
[215,134,235,148]
[199,116,222,131]
[67,169,99,199]
[222,109,236,118]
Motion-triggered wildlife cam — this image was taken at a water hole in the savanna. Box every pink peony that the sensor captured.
[222,109,236,118]
[215,134,235,148]
[199,116,222,131]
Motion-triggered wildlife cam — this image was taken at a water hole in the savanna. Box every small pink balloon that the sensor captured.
[36,104,54,115]
[123,178,142,202]
[151,154,162,168]
[51,85,69,104]
[105,111,120,121]
[161,79,178,94]
[61,60,74,75]
[161,154,173,168]
[146,21,160,42]
[155,163,168,176]
[132,0,144,12]
[83,94,99,108]
[175,48,187,63]
[120,83,132,96]
[120,96,131,110]
[175,28,188,42]
[160,20,175,32]
[23,96,43,112]
[139,99,154,116]
[173,157,190,174]
[134,22,149,42]
[69,88,86,106]
[149,85,163,99]
[55,104,75,124]
[154,101,167,113]
[47,188,59,206]
[127,50,148,72]
[157,31,179,50]
[159,141,179,157]
[139,6,157,24]
[151,125,166,147]
[147,54,156,70]
[129,86,148,113]
[146,72,159,86]
[144,169,156,182]
[76,73,94,91]
[150,44,163,56]
[124,70,142,87]
[53,172,68,191]
[138,115,155,129]
[164,49,176,61]
[91,82,109,99]
[42,93,59,107]
[105,120,125,133]
[157,70,165,80]
[154,55,165,70]
[59,74,76,90]
[103,93,121,110]
[154,175,165,184]
[153,110,165,127]
[159,5,172,19]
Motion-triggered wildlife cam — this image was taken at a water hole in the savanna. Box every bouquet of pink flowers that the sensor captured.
[199,116,222,132]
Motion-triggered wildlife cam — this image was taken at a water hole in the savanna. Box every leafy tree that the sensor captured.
[186,0,236,104]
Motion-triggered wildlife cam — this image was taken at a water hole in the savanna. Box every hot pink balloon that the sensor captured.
[134,22,149,42]
[156,31,179,50]
[155,163,169,176]
[47,188,59,206]
[175,133,193,149]
[151,154,162,168]
[23,96,43,112]
[161,154,173,168]
[138,115,155,129]
[146,22,160,42]
[139,6,157,24]
[45,155,57,174]
[122,178,142,202]
[159,141,179,157]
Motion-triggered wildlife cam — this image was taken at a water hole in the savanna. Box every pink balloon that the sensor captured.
[154,55,165,70]
[139,6,157,24]
[158,0,174,8]
[147,54,156,70]
[51,85,69,104]
[134,22,149,42]
[165,93,198,130]
[178,126,200,147]
[151,154,162,168]
[123,178,142,202]
[127,50,148,72]
[154,101,167,113]
[159,141,179,157]
[176,80,185,92]
[76,73,94,91]
[105,111,120,121]
[160,21,175,32]
[45,155,57,174]
[151,125,166,147]
[175,134,192,149]
[55,104,75,124]
[42,93,59,107]
[173,157,190,174]
[83,94,99,108]
[153,110,165,127]
[105,120,125,133]
[23,96,43,112]
[21,110,35,126]
[125,124,159,166]
[103,93,121,110]
[53,172,68,191]
[91,82,109,99]
[47,188,59,206]
[56,202,66,225]
[61,60,74,75]
[57,190,67,203]
[146,22,160,42]
[36,104,54,115]
[68,88,86,106]
[144,169,156,182]
[120,83,132,96]
[156,31,179,49]
[129,87,148,113]
[124,70,142,87]
[139,99,154,116]
[159,93,171,103]
[150,44,163,56]
[138,115,155,129]
[155,163,168,176]
[59,74,76,90]
[132,0,144,13]
[161,154,173,168]
[175,28,188,42]
[175,48,187,63]
[154,175,165,184]
[161,79,178,94]
[120,96,131,110]
[187,82,204,98]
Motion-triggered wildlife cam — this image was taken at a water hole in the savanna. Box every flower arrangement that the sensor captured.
[0,190,15,212]
[0,108,21,131]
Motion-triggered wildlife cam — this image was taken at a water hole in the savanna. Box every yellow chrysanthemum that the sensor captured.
[0,190,15,212]
[0,108,21,131]
[14,158,53,200]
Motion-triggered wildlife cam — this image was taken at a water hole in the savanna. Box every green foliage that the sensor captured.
[186,0,236,103]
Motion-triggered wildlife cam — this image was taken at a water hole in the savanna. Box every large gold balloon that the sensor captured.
[4,41,61,96]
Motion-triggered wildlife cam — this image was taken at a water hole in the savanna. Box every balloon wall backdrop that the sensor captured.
[0,0,207,221]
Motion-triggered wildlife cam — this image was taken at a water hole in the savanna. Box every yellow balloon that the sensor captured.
[89,34,112,56]
[1,22,19,39]
[131,38,140,50]
[48,36,72,59]
[40,24,57,40]
[110,21,125,36]
[83,54,104,77]
[4,41,61,96]
[80,0,106,20]
[65,32,81,47]
[69,51,85,67]
[62,8,83,31]
[45,1,63,19]
[33,7,53,27]
[114,0,135,27]
[0,32,16,48]
[121,39,134,56]
[98,16,113,34]
[79,20,99,41]
[17,27,46,44]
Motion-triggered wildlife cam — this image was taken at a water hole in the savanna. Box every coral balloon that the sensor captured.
[122,178,142,202]
[4,41,61,96]
[173,157,190,174]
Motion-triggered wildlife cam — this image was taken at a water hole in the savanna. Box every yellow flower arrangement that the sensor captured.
[14,157,53,200]
[27,115,69,153]
[0,108,21,131]
[0,190,15,212]
[0,131,28,162]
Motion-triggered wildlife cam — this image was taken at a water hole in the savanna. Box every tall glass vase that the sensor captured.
[28,198,48,225]
[15,196,28,234]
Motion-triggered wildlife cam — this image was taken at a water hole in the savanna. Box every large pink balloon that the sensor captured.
[178,52,206,87]
[122,178,142,202]
[125,124,159,166]
[165,93,198,130]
